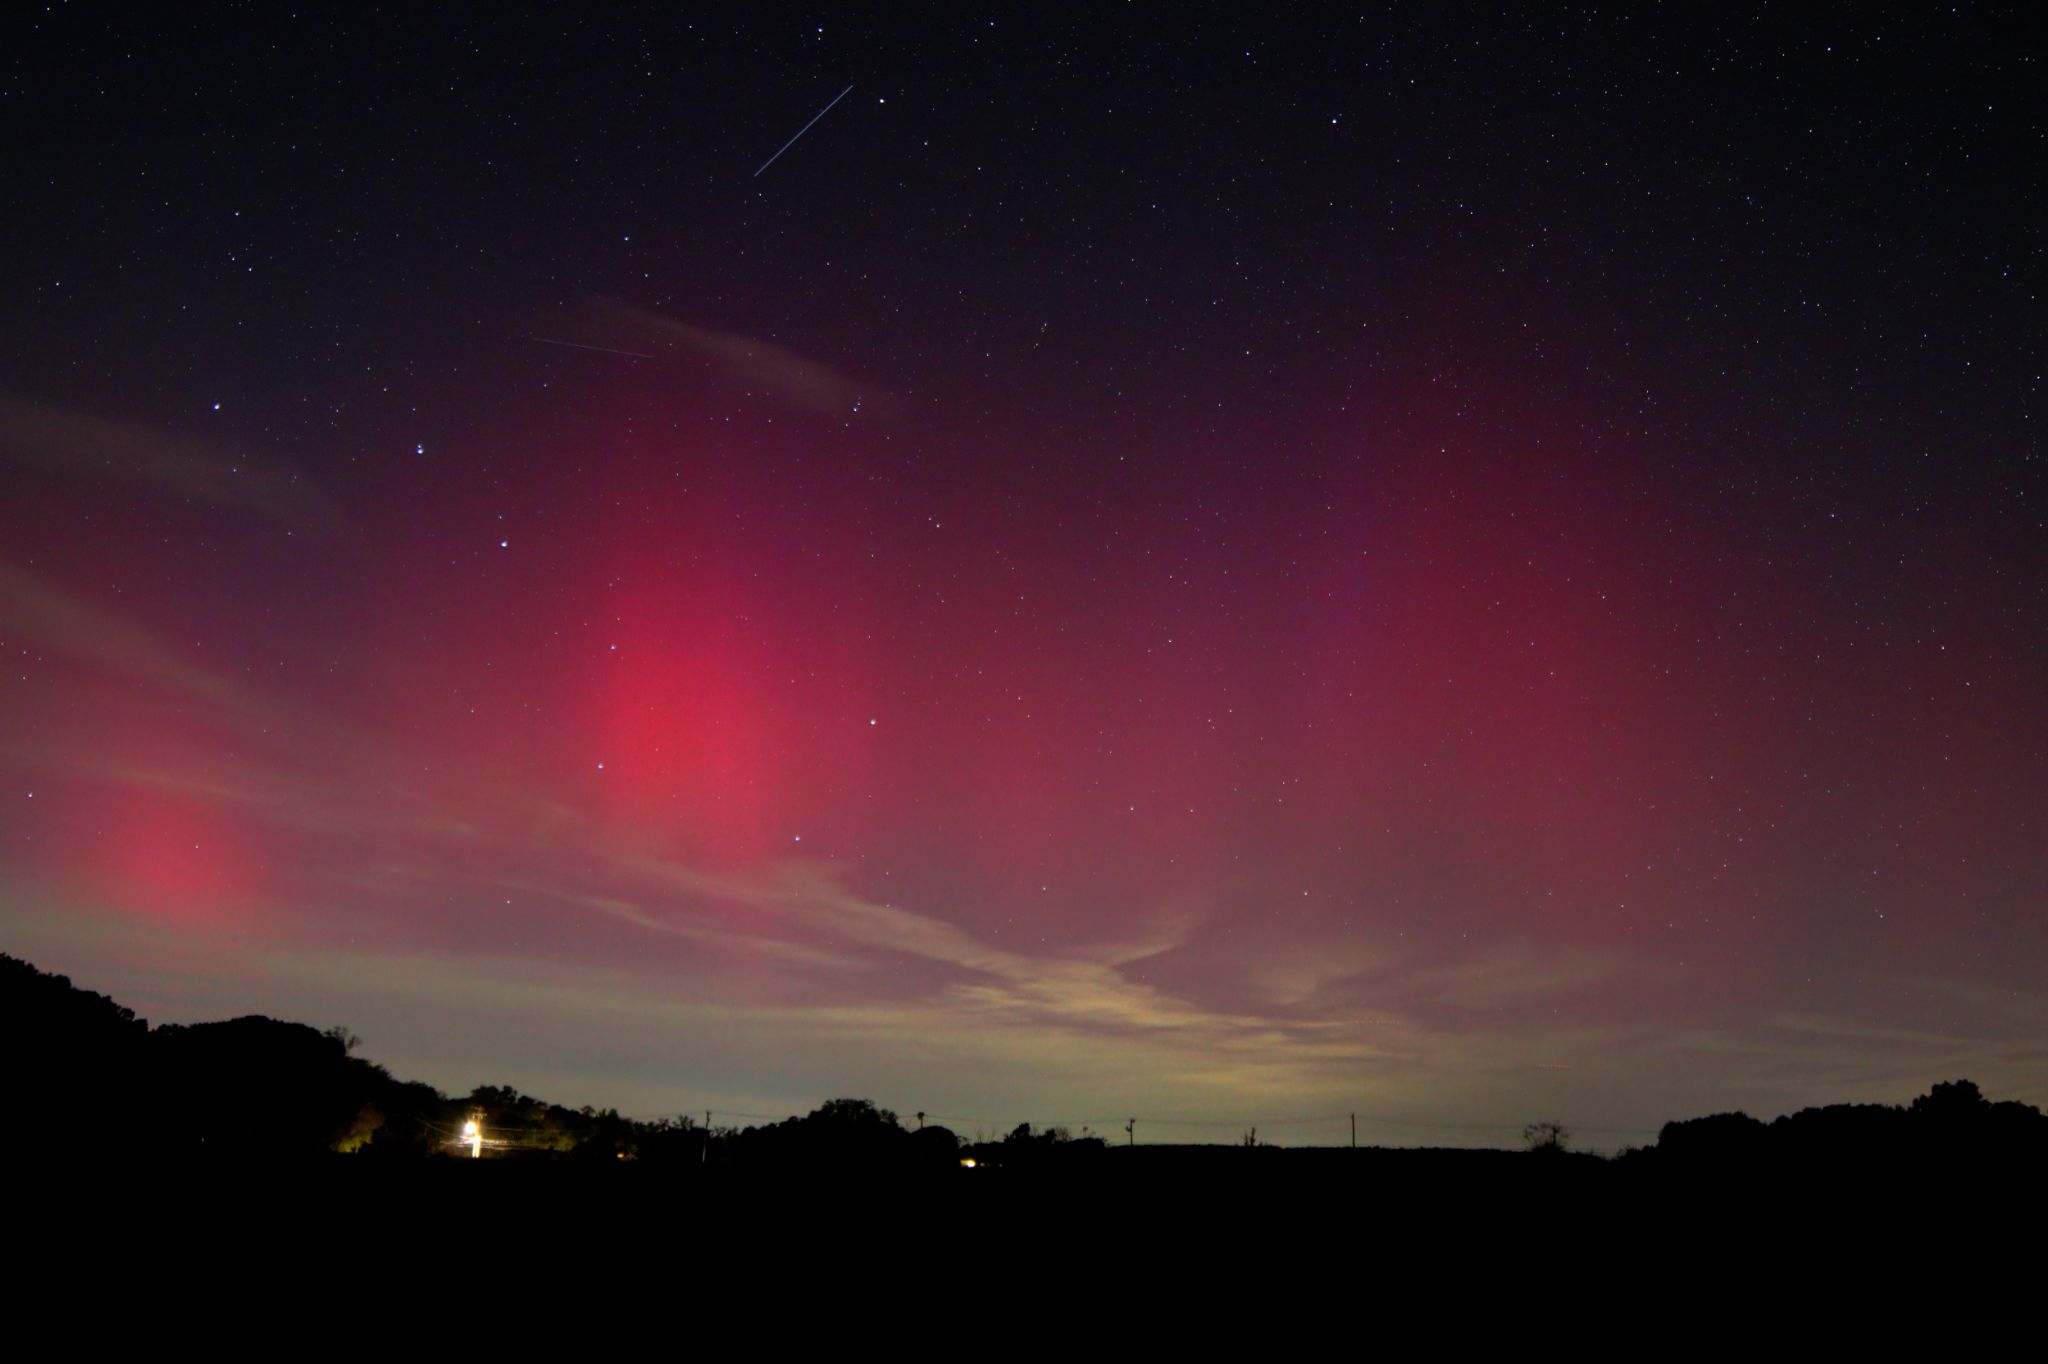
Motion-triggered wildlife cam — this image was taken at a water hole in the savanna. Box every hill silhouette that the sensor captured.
[4,952,2042,1193]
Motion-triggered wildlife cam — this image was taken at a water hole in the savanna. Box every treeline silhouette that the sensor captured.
[1,953,1056,1171]
[7,952,2043,1184]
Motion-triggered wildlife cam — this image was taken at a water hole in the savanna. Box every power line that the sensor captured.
[492,1103,1659,1145]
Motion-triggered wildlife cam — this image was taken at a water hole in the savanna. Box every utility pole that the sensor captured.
[917,1111,925,1130]
[1126,1118,1136,1147]
[1351,1113,1357,1149]
[702,1110,713,1165]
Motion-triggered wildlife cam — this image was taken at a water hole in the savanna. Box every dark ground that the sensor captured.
[11,1145,2032,1347]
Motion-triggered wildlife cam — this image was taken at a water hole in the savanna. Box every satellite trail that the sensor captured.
[528,336,655,361]
[754,84,854,178]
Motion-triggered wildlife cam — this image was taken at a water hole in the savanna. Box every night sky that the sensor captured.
[2,7,2040,1145]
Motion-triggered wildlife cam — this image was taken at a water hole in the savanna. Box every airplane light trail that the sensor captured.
[754,84,854,178]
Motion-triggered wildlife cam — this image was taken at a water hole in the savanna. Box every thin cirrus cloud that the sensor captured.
[0,558,1603,1125]
[0,563,258,713]
[4,559,2040,1134]
[0,393,352,539]
[561,298,896,417]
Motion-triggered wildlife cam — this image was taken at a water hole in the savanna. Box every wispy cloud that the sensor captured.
[0,565,266,714]
[0,393,350,538]
[6,568,2036,1135]
[0,573,1417,1113]
[569,298,895,417]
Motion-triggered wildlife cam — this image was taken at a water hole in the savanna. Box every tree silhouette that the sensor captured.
[1910,1078,1985,1119]
[813,1097,900,1129]
[10,951,2048,1183]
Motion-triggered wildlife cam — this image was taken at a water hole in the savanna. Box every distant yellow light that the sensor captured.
[960,1158,977,1169]
[462,1120,479,1138]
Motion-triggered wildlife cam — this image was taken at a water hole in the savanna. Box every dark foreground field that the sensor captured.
[27,1139,2036,1242]
[12,1144,2036,1346]
[8,951,2040,1324]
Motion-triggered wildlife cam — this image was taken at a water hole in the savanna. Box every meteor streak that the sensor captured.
[754,84,853,178]
[528,336,655,361]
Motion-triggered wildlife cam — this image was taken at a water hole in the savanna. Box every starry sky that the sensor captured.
[2,7,2041,1145]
